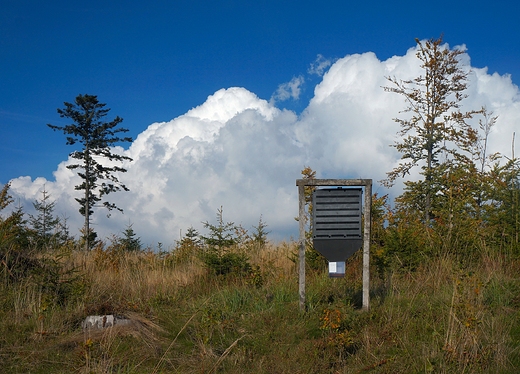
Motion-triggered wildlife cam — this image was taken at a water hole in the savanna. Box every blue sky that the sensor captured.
[2,0,520,244]
[2,0,519,183]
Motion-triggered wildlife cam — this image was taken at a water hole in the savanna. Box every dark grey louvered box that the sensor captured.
[312,188,363,262]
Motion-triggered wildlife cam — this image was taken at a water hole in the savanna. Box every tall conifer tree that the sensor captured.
[48,94,133,249]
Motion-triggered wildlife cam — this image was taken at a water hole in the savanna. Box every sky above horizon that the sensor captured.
[2,0,520,245]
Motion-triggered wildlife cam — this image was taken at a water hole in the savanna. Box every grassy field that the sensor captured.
[0,241,518,373]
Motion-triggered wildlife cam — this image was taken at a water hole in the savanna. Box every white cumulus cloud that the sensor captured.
[6,43,520,247]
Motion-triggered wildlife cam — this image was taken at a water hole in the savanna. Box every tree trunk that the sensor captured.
[85,144,90,251]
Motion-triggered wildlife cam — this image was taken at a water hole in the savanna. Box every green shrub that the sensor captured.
[199,207,253,277]
[201,250,251,276]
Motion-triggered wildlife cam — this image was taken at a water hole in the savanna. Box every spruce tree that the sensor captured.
[48,94,133,250]
[119,223,142,251]
[28,187,61,249]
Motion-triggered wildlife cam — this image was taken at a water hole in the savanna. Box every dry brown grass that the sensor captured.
[1,240,518,373]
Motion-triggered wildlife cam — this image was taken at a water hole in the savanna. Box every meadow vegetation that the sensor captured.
[0,188,519,373]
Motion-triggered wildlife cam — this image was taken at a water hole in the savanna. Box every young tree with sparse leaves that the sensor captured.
[48,94,133,250]
[251,216,270,247]
[381,37,520,262]
[383,37,480,223]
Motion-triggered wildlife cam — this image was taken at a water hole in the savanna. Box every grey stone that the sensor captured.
[82,315,131,330]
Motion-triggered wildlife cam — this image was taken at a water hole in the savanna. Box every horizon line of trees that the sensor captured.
[0,37,519,278]
[0,181,271,252]
[0,179,272,285]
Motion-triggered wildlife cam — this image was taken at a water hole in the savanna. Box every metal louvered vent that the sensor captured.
[313,188,362,239]
[312,188,363,262]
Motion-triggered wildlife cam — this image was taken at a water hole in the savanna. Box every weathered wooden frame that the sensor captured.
[296,178,372,311]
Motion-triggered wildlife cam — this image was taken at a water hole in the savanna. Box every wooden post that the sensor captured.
[298,184,306,312]
[362,180,372,311]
